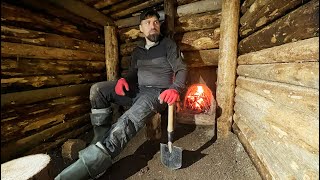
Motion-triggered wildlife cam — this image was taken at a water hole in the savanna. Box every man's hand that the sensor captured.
[158,89,179,105]
[115,78,129,96]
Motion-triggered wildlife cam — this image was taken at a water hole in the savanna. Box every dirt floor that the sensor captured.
[50,122,261,180]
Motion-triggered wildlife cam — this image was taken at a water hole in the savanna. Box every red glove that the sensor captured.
[159,89,179,105]
[115,78,129,96]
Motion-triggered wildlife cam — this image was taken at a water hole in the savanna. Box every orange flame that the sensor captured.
[184,84,212,113]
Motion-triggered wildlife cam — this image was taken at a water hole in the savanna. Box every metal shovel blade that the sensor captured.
[160,143,182,170]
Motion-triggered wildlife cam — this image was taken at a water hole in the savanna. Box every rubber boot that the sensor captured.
[90,108,112,144]
[55,142,112,180]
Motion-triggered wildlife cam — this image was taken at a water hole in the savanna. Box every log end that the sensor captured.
[61,139,86,161]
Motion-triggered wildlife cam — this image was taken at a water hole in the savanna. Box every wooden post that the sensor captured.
[216,0,240,136]
[104,26,119,81]
[164,0,176,39]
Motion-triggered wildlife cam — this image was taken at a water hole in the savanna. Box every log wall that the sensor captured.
[234,0,319,179]
[1,2,106,162]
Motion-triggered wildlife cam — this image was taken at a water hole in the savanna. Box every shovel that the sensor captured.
[160,103,182,170]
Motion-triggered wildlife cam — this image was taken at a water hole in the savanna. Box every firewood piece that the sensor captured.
[176,0,222,17]
[62,139,87,161]
[115,11,165,28]
[240,0,255,15]
[175,10,221,33]
[1,42,105,61]
[105,26,119,81]
[175,28,220,51]
[238,0,319,55]
[216,0,240,136]
[145,113,162,140]
[238,37,319,65]
[1,26,105,53]
[1,154,52,180]
[240,0,305,38]
[237,62,319,89]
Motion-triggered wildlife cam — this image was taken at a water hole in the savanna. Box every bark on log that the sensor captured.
[177,0,222,17]
[94,0,124,9]
[115,11,165,28]
[1,114,90,163]
[237,62,319,89]
[25,124,91,155]
[177,0,200,6]
[236,76,319,118]
[175,10,221,33]
[1,73,104,94]
[119,26,144,43]
[145,113,162,140]
[102,0,144,14]
[1,154,52,179]
[183,49,219,67]
[1,58,105,78]
[105,26,119,80]
[240,0,255,15]
[175,28,220,51]
[1,100,90,143]
[110,0,163,19]
[215,0,240,136]
[1,26,105,53]
[238,37,319,65]
[238,0,319,55]
[240,0,306,38]
[120,41,140,56]
[17,0,102,30]
[1,42,105,61]
[1,2,104,44]
[61,139,87,161]
[1,84,92,107]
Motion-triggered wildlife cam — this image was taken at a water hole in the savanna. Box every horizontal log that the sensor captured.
[177,0,222,17]
[239,0,305,38]
[183,49,219,67]
[175,10,221,33]
[110,0,164,19]
[238,37,319,65]
[1,114,90,163]
[234,87,319,153]
[120,41,140,56]
[102,0,144,14]
[1,100,90,143]
[25,124,91,155]
[118,26,144,43]
[237,62,319,89]
[240,0,255,15]
[175,28,220,51]
[1,83,92,107]
[1,42,105,61]
[115,11,165,28]
[1,26,105,53]
[1,58,105,77]
[120,56,131,69]
[236,76,319,117]
[177,0,200,6]
[1,73,105,94]
[94,0,123,9]
[1,2,104,44]
[238,0,319,55]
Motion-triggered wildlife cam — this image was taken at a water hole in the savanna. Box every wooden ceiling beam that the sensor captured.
[93,0,124,9]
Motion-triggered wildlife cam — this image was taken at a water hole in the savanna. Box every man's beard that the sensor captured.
[146,33,160,42]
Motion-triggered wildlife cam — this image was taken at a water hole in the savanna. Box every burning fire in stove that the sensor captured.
[184,84,212,114]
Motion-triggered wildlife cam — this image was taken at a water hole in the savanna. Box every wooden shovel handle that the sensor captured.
[167,104,174,133]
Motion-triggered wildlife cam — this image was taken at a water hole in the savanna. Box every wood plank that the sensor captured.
[238,37,319,65]
[182,49,219,67]
[115,10,165,28]
[1,26,105,53]
[93,0,124,9]
[237,62,319,89]
[215,0,240,136]
[175,10,221,33]
[1,58,105,77]
[102,0,144,14]
[120,41,140,56]
[1,42,105,61]
[236,76,319,117]
[110,0,164,19]
[1,2,104,44]
[175,28,220,51]
[239,0,306,38]
[238,0,319,55]
[1,114,90,163]
[1,84,92,107]
[105,26,119,80]
[47,0,114,26]
[1,73,104,94]
[176,0,222,17]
